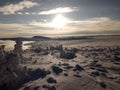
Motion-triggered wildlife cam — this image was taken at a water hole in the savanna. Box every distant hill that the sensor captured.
[0,36,51,41]
[32,36,51,40]
[0,35,119,41]
[54,35,120,40]
[54,36,94,40]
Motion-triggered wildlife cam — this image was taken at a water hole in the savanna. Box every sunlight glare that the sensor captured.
[51,14,68,29]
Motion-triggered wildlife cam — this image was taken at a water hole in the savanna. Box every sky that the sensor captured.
[0,0,120,38]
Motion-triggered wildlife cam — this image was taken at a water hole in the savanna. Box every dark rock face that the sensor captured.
[42,85,56,90]
[15,68,50,89]
[24,86,40,90]
[48,86,56,90]
[52,65,63,74]
[64,73,68,76]
[73,64,84,71]
[47,77,57,83]
[27,68,49,80]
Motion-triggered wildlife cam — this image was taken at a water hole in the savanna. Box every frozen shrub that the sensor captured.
[23,86,31,90]
[96,67,108,73]
[33,47,49,55]
[90,71,100,77]
[64,51,76,59]
[114,55,120,61]
[99,81,107,88]
[50,45,63,51]
[74,74,81,77]
[42,84,49,88]
[60,50,76,59]
[41,50,49,55]
[72,48,79,53]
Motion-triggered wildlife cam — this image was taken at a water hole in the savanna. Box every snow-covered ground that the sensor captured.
[0,36,120,90]
[18,36,120,90]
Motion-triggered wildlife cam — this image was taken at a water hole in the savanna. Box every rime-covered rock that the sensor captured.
[0,45,5,60]
[13,40,22,53]
[60,50,65,58]
[13,40,23,63]
[0,52,19,89]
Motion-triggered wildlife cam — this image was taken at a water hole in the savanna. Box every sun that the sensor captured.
[51,14,68,29]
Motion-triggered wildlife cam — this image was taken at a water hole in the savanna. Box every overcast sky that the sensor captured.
[0,0,120,37]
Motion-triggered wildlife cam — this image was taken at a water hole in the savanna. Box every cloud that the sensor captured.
[66,17,120,33]
[0,23,52,37]
[0,0,38,15]
[0,5,78,15]
[16,12,36,15]
[39,7,78,15]
[0,17,120,38]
